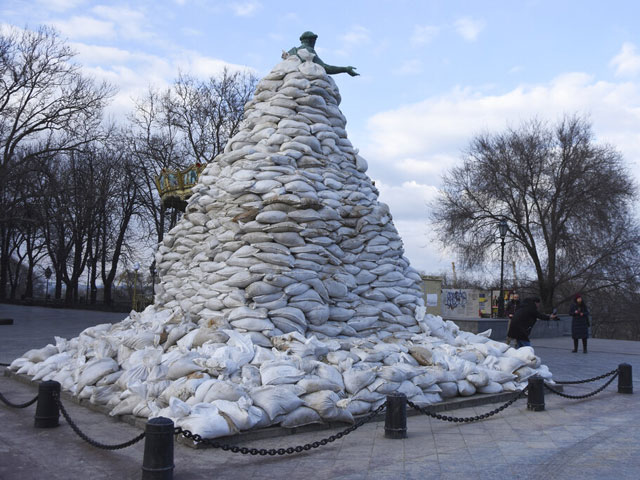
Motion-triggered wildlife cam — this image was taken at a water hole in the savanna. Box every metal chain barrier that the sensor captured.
[544,371,619,400]
[175,402,386,455]
[0,391,38,409]
[55,394,145,450]
[553,368,619,385]
[407,388,528,423]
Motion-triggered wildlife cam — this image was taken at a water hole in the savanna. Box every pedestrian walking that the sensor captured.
[570,293,590,353]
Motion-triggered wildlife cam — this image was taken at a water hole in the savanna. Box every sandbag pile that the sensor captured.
[9,50,555,439]
[153,49,423,337]
[9,306,552,438]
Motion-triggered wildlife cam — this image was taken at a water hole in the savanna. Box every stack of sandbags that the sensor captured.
[9,306,552,436]
[8,49,555,440]
[153,51,423,338]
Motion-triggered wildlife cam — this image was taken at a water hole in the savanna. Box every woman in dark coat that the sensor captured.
[569,293,590,353]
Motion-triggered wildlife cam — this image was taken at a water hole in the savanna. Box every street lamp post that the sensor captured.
[132,262,140,311]
[44,267,52,302]
[498,219,508,318]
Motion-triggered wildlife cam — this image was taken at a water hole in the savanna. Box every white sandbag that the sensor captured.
[483,368,516,384]
[117,364,149,389]
[260,360,306,385]
[110,394,144,416]
[456,379,476,396]
[412,372,437,389]
[438,382,458,398]
[250,347,276,365]
[314,362,345,390]
[77,358,119,392]
[466,370,489,388]
[409,393,442,406]
[167,357,204,379]
[23,344,58,363]
[397,380,423,398]
[163,324,192,350]
[249,385,304,421]
[241,365,262,387]
[122,331,159,350]
[493,356,526,374]
[477,382,503,394]
[210,397,263,430]
[90,384,121,405]
[302,390,354,423]
[177,406,235,439]
[377,364,421,382]
[343,365,376,394]
[340,399,372,416]
[202,380,246,403]
[280,406,322,428]
[297,375,342,394]
[505,346,541,368]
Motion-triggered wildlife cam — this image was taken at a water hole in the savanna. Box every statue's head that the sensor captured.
[300,31,318,46]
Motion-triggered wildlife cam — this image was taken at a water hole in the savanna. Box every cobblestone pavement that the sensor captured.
[1,306,639,479]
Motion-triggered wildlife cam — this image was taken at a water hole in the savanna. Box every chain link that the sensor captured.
[55,394,145,450]
[407,388,528,423]
[175,402,386,455]
[544,371,619,399]
[0,391,38,409]
[553,368,619,385]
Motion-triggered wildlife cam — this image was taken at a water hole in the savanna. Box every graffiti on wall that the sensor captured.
[444,289,468,311]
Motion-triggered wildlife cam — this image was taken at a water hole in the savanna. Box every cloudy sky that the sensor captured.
[3,0,640,275]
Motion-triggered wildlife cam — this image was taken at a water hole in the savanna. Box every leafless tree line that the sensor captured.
[0,25,256,305]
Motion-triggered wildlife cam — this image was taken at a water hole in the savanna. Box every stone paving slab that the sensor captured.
[1,305,639,479]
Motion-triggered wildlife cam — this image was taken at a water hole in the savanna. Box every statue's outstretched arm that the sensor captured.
[313,55,359,76]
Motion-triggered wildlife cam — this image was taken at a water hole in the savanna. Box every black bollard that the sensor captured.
[527,375,545,411]
[34,380,60,428]
[618,363,633,394]
[384,393,407,439]
[142,417,174,480]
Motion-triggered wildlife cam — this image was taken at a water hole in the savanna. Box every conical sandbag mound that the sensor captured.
[154,51,424,339]
[9,47,555,440]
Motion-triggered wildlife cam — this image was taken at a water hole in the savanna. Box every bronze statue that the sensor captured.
[286,31,359,76]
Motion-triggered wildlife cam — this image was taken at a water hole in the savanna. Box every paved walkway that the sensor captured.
[1,305,639,479]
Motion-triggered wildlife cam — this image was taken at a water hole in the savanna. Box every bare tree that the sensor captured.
[128,87,186,244]
[0,25,114,298]
[130,68,257,245]
[168,68,258,164]
[432,115,640,310]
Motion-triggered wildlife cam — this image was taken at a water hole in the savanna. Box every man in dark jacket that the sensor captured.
[507,297,557,348]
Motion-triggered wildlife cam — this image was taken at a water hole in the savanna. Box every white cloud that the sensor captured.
[177,51,256,78]
[341,25,372,48]
[610,42,640,77]
[411,25,440,46]
[36,0,84,12]
[230,2,261,16]
[397,59,423,75]
[91,5,152,41]
[51,16,115,39]
[454,17,485,42]
[360,73,640,271]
